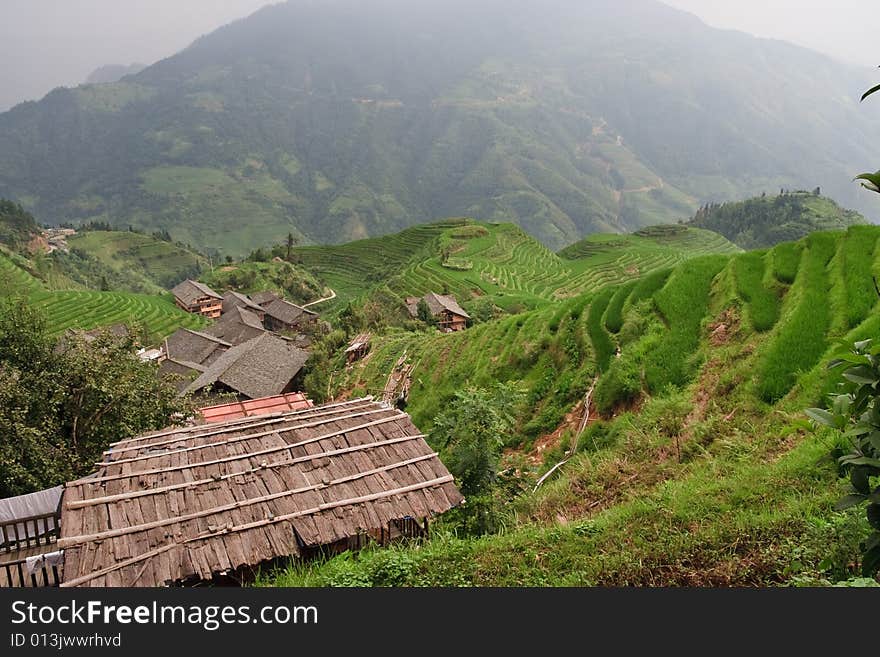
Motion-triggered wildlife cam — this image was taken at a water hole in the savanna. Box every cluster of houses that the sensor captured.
[41,227,76,254]
[160,280,320,400]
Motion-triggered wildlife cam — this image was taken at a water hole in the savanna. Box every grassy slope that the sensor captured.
[67,230,206,292]
[267,225,880,587]
[199,260,327,306]
[0,249,206,341]
[294,219,740,315]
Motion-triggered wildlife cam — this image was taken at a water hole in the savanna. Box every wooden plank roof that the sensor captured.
[171,279,222,305]
[58,398,462,587]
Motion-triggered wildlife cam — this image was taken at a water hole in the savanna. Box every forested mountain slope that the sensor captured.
[1,0,878,256]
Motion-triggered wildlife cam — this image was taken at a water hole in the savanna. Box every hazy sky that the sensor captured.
[663,1,878,68]
[0,0,877,111]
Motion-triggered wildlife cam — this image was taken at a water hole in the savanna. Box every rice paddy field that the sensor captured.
[271,223,880,588]
[0,250,206,340]
[293,219,741,314]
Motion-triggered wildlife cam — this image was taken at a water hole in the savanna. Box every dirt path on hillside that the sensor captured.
[302,287,336,308]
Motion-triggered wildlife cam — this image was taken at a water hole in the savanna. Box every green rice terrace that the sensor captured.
[67,230,207,292]
[266,224,880,587]
[0,249,206,339]
[294,219,740,315]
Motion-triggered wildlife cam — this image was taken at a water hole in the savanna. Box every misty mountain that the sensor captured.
[0,0,878,256]
[84,63,147,85]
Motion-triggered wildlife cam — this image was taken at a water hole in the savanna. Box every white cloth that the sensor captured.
[24,550,64,575]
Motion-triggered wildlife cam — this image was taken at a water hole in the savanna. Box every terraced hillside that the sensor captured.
[67,230,206,292]
[274,225,880,587]
[0,250,206,340]
[294,219,740,314]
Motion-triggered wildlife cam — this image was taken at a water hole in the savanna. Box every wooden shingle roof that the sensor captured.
[222,290,264,315]
[164,329,231,367]
[204,307,266,345]
[185,333,309,399]
[58,398,463,587]
[263,298,316,326]
[170,279,222,306]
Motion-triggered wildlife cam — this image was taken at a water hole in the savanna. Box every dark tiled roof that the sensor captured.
[164,329,231,366]
[263,298,316,326]
[222,291,264,315]
[170,279,222,306]
[204,307,267,346]
[251,290,281,307]
[185,333,310,399]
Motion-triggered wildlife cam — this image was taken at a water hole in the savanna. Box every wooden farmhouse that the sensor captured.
[262,297,318,332]
[184,332,309,400]
[205,306,266,345]
[406,292,470,332]
[222,290,265,321]
[170,279,223,319]
[53,398,462,587]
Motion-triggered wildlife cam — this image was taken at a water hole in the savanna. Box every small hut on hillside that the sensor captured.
[262,298,318,332]
[57,398,463,587]
[345,333,372,363]
[406,292,470,332]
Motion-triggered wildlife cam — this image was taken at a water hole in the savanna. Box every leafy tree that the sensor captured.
[806,339,880,577]
[0,298,193,496]
[855,71,880,194]
[416,298,435,326]
[285,232,298,261]
[431,384,523,534]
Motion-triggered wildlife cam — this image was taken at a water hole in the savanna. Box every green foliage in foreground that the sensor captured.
[807,339,880,578]
[758,233,836,402]
[0,299,193,496]
[733,251,780,332]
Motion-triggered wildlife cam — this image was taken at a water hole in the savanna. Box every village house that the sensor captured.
[251,290,281,307]
[406,292,470,332]
[262,297,318,332]
[222,290,265,321]
[1,397,463,587]
[205,306,266,345]
[184,332,310,400]
[53,397,462,586]
[170,279,223,319]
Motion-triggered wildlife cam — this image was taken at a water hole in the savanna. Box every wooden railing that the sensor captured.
[0,512,61,555]
[0,511,63,588]
[0,555,62,588]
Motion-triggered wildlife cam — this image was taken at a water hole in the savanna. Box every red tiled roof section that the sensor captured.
[199,392,313,423]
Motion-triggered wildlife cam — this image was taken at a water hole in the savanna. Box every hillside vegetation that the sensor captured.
[687,191,866,249]
[294,219,739,315]
[2,0,879,255]
[0,250,206,340]
[267,224,880,587]
[67,230,206,292]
